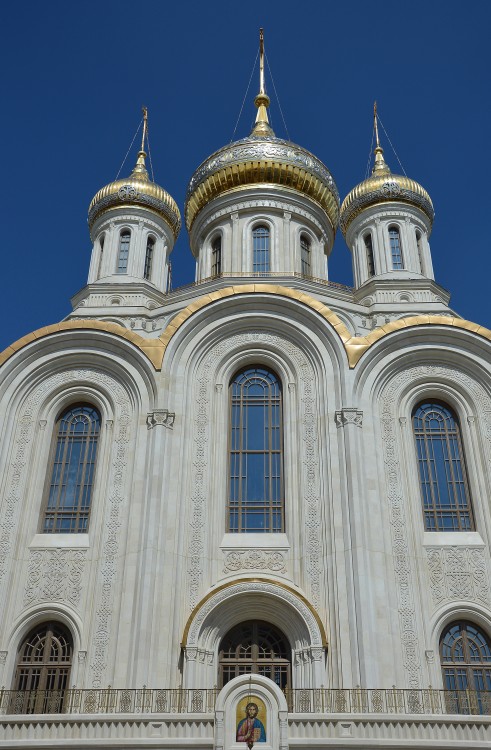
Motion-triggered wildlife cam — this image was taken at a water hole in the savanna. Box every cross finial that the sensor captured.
[373,101,381,149]
[251,28,274,137]
[141,106,148,153]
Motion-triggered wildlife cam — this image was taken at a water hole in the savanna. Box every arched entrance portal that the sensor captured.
[219,620,291,689]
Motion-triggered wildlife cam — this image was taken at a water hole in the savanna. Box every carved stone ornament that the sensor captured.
[0,651,7,664]
[0,368,133,689]
[380,364,491,688]
[426,546,490,607]
[146,410,175,429]
[23,549,86,608]
[223,550,287,574]
[187,332,322,610]
[335,408,363,428]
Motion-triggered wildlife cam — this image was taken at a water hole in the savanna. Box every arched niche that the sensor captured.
[181,579,327,690]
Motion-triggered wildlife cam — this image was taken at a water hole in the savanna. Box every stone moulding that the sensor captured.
[1,289,491,373]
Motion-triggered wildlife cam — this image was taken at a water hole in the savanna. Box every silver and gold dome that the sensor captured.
[340,115,434,236]
[88,113,181,240]
[185,31,339,234]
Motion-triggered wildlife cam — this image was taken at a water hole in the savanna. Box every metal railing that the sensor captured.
[166,272,353,298]
[1,687,490,716]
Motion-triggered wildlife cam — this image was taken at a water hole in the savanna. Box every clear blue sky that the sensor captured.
[2,0,490,350]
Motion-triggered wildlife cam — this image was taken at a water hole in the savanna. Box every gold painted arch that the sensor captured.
[181,577,329,648]
[1,289,491,372]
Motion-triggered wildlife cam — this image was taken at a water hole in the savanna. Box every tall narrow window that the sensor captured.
[364,233,375,277]
[42,405,101,533]
[97,234,105,279]
[144,236,154,280]
[388,225,403,269]
[211,236,222,276]
[12,623,73,714]
[300,234,311,276]
[219,621,291,689]
[416,230,424,273]
[412,401,474,531]
[117,230,130,273]
[229,367,283,533]
[252,225,270,273]
[440,622,491,714]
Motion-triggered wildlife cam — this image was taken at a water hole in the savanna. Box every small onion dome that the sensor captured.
[340,144,434,237]
[185,134,340,234]
[88,151,181,240]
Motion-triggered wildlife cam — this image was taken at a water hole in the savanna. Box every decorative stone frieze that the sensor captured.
[426,547,490,607]
[23,548,87,608]
[222,549,287,575]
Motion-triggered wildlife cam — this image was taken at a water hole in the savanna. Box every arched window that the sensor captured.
[416,230,424,273]
[144,236,154,280]
[229,367,283,533]
[412,401,474,531]
[364,233,375,277]
[12,623,73,714]
[211,236,222,276]
[300,234,311,276]
[219,621,291,689]
[42,405,101,533]
[440,621,491,713]
[252,225,270,273]
[97,234,105,279]
[117,230,130,273]
[388,225,403,270]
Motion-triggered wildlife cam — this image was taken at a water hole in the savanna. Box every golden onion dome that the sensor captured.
[88,149,181,240]
[340,141,434,237]
[185,29,339,234]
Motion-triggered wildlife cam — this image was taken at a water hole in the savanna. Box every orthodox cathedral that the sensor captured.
[0,31,490,750]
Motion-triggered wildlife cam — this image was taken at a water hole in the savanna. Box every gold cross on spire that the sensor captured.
[251,28,274,137]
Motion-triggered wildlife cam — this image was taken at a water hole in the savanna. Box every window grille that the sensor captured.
[412,401,474,531]
[229,367,283,533]
[42,405,101,533]
[300,235,311,275]
[117,230,130,273]
[252,226,270,273]
[388,226,403,270]
[13,623,73,713]
[144,237,154,280]
[440,622,491,713]
[211,236,222,276]
[219,621,291,689]
[364,233,375,276]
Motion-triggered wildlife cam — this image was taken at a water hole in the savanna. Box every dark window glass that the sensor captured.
[252,226,270,273]
[12,623,73,713]
[43,405,101,533]
[144,237,154,280]
[389,226,403,270]
[364,233,375,277]
[219,621,291,690]
[211,236,222,276]
[229,367,283,533]
[440,622,491,714]
[117,230,130,273]
[97,234,105,279]
[416,230,424,273]
[300,235,311,275]
[412,401,474,531]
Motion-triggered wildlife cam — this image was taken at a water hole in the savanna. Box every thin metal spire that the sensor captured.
[141,105,148,152]
[372,101,390,175]
[251,28,274,137]
[131,105,149,179]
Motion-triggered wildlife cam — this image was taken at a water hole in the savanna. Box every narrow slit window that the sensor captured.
[416,230,424,273]
[300,235,311,276]
[97,234,105,279]
[252,226,270,273]
[364,233,375,277]
[117,230,130,273]
[144,237,155,280]
[211,236,222,276]
[389,226,403,270]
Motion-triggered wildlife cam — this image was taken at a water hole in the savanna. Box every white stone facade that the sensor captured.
[0,111,490,749]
